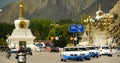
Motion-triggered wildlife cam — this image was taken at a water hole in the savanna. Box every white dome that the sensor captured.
[96,10,103,16]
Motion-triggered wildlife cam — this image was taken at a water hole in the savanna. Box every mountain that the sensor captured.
[79,0,120,46]
[0,0,17,8]
[0,0,118,23]
[109,0,120,46]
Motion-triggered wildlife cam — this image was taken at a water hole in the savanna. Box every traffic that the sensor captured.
[59,45,118,62]
[0,46,120,63]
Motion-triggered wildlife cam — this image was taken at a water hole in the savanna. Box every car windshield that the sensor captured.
[78,48,87,51]
[102,47,110,49]
[87,47,95,50]
[64,48,79,51]
[11,48,16,49]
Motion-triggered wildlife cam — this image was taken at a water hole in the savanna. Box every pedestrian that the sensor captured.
[117,46,120,57]
[5,46,11,59]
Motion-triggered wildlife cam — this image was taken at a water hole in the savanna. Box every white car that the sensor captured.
[85,46,99,58]
[60,46,83,62]
[98,45,112,57]
[10,48,17,53]
[77,46,91,60]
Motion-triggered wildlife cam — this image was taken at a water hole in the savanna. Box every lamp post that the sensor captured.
[6,34,11,45]
[50,21,59,46]
[74,37,78,46]
[84,16,95,46]
[102,13,113,45]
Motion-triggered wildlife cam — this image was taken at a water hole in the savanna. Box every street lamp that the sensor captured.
[50,36,54,41]
[0,9,2,12]
[84,16,95,46]
[70,36,74,41]
[50,21,59,46]
[55,36,59,40]
[102,13,113,45]
[74,37,78,46]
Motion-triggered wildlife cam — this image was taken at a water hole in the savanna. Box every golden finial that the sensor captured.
[98,4,101,11]
[19,0,24,19]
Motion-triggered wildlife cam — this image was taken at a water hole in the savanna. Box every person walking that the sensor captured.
[6,46,11,59]
[117,46,120,57]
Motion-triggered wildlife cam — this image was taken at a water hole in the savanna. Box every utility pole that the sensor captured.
[102,13,113,45]
[84,16,95,46]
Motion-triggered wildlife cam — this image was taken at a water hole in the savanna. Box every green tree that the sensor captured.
[30,18,52,40]
[0,23,14,39]
[47,24,73,47]
[56,19,75,25]
[78,14,89,26]
[0,38,7,46]
[33,29,40,40]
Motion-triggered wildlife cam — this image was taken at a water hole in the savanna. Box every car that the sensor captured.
[50,47,59,53]
[24,47,32,55]
[35,46,44,52]
[77,46,91,60]
[86,46,99,58]
[98,45,112,57]
[60,46,83,62]
[0,46,7,52]
[10,48,17,53]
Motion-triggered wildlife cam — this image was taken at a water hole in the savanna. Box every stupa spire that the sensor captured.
[19,0,24,19]
[98,4,101,11]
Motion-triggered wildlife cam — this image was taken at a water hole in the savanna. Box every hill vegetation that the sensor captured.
[0,0,119,47]
[0,0,117,23]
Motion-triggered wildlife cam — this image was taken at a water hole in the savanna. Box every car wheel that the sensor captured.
[87,58,90,60]
[80,59,83,61]
[63,59,66,62]
[96,56,99,58]
[61,59,63,61]
[117,55,119,57]
[30,53,32,55]
[108,54,112,57]
[85,58,90,60]
[76,59,79,61]
[93,56,95,58]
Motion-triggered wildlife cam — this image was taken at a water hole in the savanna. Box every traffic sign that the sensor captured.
[69,24,84,32]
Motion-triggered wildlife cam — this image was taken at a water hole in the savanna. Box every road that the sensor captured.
[0,52,120,63]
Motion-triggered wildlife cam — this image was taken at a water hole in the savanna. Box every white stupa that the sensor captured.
[8,1,35,50]
[95,4,104,20]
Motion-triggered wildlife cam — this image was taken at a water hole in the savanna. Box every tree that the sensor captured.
[0,23,14,39]
[56,19,74,25]
[78,14,89,26]
[0,38,7,46]
[30,18,52,40]
[47,24,73,47]
[33,29,40,40]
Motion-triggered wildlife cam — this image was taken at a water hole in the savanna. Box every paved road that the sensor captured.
[0,52,120,63]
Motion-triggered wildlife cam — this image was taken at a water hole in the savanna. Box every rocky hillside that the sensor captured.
[0,0,117,23]
[109,0,120,46]
[79,0,120,46]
